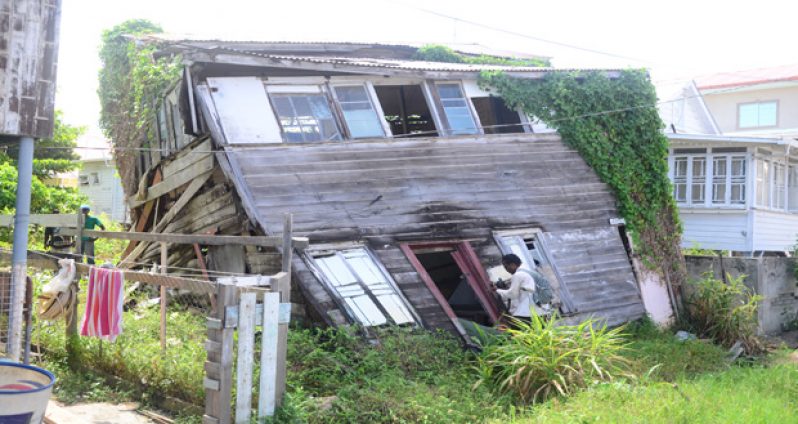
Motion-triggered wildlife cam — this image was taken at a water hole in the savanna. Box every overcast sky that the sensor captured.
[57,0,798,153]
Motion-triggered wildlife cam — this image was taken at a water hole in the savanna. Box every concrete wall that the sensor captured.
[685,255,798,335]
[703,85,798,136]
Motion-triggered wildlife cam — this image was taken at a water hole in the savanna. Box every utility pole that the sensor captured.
[7,137,34,361]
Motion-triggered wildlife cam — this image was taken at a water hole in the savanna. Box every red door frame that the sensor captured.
[399,241,500,325]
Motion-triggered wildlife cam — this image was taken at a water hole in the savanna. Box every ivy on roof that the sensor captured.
[412,44,550,67]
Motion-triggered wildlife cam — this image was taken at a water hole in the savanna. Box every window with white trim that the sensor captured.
[436,83,479,135]
[691,157,706,203]
[756,159,770,207]
[308,247,418,327]
[738,101,777,129]
[270,92,342,142]
[673,156,688,202]
[712,155,746,205]
[774,162,786,209]
[332,85,385,139]
[789,165,798,212]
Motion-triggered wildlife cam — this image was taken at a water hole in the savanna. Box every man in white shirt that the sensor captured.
[494,254,537,319]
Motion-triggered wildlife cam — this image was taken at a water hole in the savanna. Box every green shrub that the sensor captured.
[475,314,630,403]
[684,273,762,353]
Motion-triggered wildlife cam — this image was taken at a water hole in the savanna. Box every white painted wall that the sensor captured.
[679,210,750,251]
[752,209,798,251]
[78,160,128,223]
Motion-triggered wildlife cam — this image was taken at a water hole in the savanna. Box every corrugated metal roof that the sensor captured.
[145,34,550,60]
[695,63,798,90]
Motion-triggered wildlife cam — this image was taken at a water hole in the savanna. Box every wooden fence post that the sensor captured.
[66,213,83,369]
[204,283,237,424]
[258,291,280,418]
[274,214,292,406]
[160,242,168,354]
[234,290,256,423]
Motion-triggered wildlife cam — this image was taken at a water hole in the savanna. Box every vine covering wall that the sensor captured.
[98,20,181,198]
[479,70,686,288]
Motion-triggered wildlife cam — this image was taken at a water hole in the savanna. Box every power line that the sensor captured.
[387,0,656,65]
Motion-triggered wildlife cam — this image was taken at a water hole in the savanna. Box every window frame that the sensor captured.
[670,150,748,208]
[737,100,779,130]
[265,85,344,143]
[329,83,389,139]
[303,245,421,327]
[432,81,481,136]
[492,229,575,314]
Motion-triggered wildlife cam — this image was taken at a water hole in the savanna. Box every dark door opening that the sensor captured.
[374,85,438,137]
[471,96,525,134]
[415,249,492,325]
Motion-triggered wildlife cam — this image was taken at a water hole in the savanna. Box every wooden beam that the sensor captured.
[160,242,168,354]
[0,214,80,227]
[120,172,212,267]
[121,170,163,258]
[130,156,214,208]
[60,228,309,248]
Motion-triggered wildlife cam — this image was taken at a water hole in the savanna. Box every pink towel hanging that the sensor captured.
[80,266,124,341]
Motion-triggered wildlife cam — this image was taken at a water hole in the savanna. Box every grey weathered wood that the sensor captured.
[205,284,237,424]
[0,214,80,228]
[234,292,257,423]
[258,292,280,418]
[160,242,168,354]
[130,156,214,208]
[60,229,309,248]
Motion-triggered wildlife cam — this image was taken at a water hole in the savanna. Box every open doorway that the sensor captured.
[373,85,438,137]
[401,242,499,328]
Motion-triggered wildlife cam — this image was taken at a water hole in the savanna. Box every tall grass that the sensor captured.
[475,314,630,403]
[684,272,762,352]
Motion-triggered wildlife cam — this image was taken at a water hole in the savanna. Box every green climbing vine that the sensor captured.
[97,19,181,197]
[413,44,550,67]
[479,69,686,284]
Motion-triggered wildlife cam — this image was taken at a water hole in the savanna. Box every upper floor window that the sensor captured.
[712,156,746,204]
[436,83,479,135]
[332,85,385,139]
[271,92,342,142]
[738,101,777,129]
[672,152,746,207]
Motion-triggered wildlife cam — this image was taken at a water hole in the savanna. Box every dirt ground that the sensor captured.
[44,401,155,424]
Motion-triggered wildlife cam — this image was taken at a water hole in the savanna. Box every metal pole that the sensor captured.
[8,136,34,362]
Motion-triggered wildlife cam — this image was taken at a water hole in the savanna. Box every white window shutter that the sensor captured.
[207,77,282,144]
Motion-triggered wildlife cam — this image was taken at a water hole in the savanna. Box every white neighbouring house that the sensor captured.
[660,65,798,254]
[78,155,129,224]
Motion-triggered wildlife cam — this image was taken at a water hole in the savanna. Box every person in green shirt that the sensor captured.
[79,205,105,265]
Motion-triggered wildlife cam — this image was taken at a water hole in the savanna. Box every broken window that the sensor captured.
[471,96,526,134]
[373,85,437,137]
[332,85,385,138]
[435,83,478,135]
[270,93,342,143]
[308,247,418,327]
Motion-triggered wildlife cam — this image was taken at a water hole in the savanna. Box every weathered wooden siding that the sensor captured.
[0,0,61,138]
[224,133,644,328]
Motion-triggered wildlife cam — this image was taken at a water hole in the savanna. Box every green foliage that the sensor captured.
[683,243,730,257]
[2,111,85,178]
[683,273,762,352]
[475,314,630,403]
[92,213,128,264]
[479,69,685,285]
[498,363,798,424]
[413,44,550,67]
[0,161,85,215]
[97,19,180,194]
[283,326,511,423]
[623,318,728,381]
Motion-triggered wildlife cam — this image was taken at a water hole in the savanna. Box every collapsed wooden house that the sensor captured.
[120,37,647,336]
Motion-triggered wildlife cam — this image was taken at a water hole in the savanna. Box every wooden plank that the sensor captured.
[162,138,211,179]
[160,242,168,354]
[257,292,280,419]
[60,229,309,248]
[130,156,214,208]
[121,171,211,266]
[0,213,81,227]
[205,284,237,424]
[235,292,257,423]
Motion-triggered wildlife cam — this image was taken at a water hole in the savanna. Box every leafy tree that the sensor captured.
[2,111,85,178]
